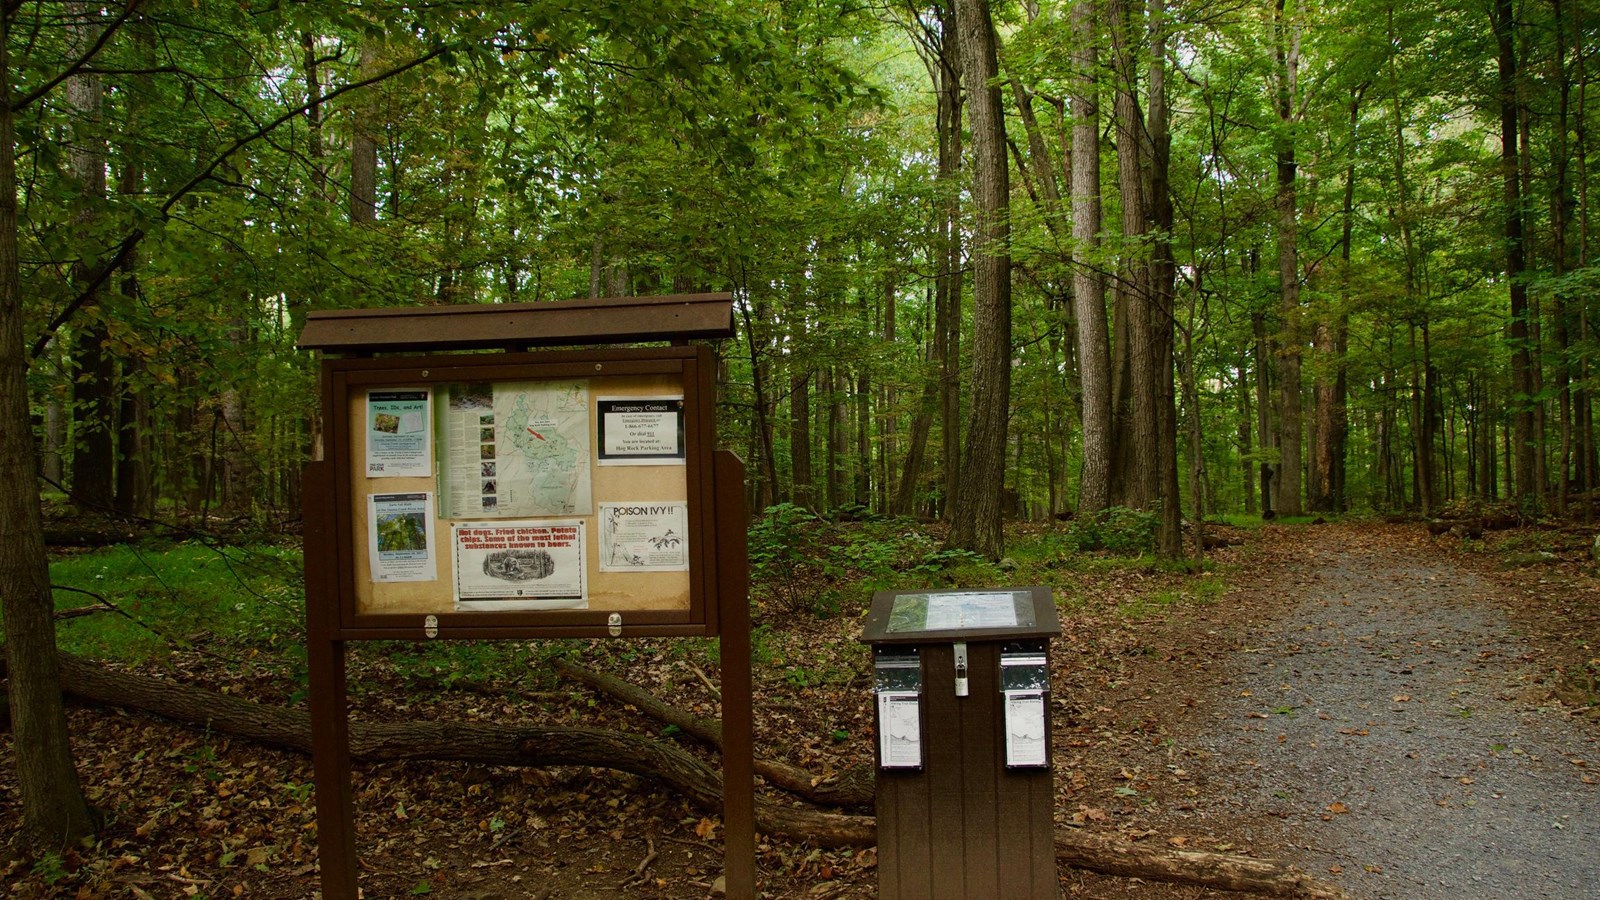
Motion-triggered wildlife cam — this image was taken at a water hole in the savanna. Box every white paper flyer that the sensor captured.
[596,396,685,466]
[367,492,437,582]
[877,692,923,768]
[452,520,586,611]
[1004,691,1048,767]
[365,389,431,478]
[598,502,689,572]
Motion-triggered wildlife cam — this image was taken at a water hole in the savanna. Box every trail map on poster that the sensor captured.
[440,380,591,518]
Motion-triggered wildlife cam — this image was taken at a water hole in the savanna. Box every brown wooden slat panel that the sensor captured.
[875,639,1058,899]
[960,643,1000,896]
[922,643,967,900]
[298,293,734,353]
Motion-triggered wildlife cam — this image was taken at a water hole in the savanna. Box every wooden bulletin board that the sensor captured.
[318,344,723,638]
[299,295,755,900]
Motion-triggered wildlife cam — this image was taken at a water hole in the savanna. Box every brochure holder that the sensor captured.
[873,647,923,769]
[860,586,1060,899]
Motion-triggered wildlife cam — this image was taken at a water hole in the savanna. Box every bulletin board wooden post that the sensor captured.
[297,294,754,900]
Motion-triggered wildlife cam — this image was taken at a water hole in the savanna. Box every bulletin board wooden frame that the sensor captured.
[298,294,756,900]
[320,344,722,639]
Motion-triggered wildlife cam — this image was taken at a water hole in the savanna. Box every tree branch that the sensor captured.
[28,43,449,358]
[11,1,141,112]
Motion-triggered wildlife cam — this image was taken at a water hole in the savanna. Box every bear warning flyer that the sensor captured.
[452,520,586,611]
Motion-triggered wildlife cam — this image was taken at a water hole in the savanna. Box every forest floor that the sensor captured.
[2,520,1598,899]
[1061,521,1600,900]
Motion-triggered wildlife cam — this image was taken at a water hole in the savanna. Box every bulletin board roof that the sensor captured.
[298,293,735,354]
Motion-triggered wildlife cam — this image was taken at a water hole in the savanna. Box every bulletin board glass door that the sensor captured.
[322,345,720,638]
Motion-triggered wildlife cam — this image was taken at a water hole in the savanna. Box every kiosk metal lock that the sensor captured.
[953,641,969,697]
[874,646,923,769]
[1000,642,1049,768]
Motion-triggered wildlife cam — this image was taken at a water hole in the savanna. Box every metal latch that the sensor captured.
[423,615,438,639]
[608,613,622,637]
[953,641,969,697]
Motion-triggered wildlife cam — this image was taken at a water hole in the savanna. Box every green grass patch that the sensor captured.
[48,541,302,662]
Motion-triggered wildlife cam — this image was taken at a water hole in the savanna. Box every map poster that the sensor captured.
[365,389,431,478]
[439,380,591,518]
[367,492,437,582]
[599,502,689,572]
[596,396,685,466]
[452,520,586,611]
[885,590,1035,633]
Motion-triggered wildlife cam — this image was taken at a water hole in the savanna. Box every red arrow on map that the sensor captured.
[526,427,546,440]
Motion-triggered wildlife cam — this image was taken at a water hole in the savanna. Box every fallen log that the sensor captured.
[54,603,113,621]
[26,652,1348,896]
[45,652,873,847]
[1055,830,1348,898]
[1426,514,1524,536]
[41,524,142,548]
[553,657,874,808]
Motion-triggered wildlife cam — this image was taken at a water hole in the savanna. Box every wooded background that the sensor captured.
[1,0,1596,856]
[12,0,1592,561]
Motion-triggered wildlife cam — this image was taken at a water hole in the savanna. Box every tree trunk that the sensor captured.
[1494,0,1536,507]
[1516,21,1546,508]
[0,7,98,850]
[552,658,872,807]
[880,272,897,512]
[1409,323,1435,515]
[790,369,814,509]
[1107,0,1157,515]
[1145,0,1182,557]
[1272,0,1304,519]
[42,396,65,486]
[113,24,152,518]
[67,2,114,511]
[829,366,846,510]
[1071,0,1114,515]
[349,40,379,225]
[1576,27,1594,515]
[737,297,781,510]
[935,3,963,522]
[1238,363,1256,514]
[1325,86,1362,513]
[894,286,937,517]
[946,0,1011,560]
[1550,0,1573,511]
[1253,308,1276,516]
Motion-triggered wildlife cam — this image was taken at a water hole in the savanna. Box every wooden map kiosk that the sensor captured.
[861,586,1060,899]
[297,294,754,899]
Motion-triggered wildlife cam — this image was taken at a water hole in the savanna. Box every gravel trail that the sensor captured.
[1187,527,1600,899]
